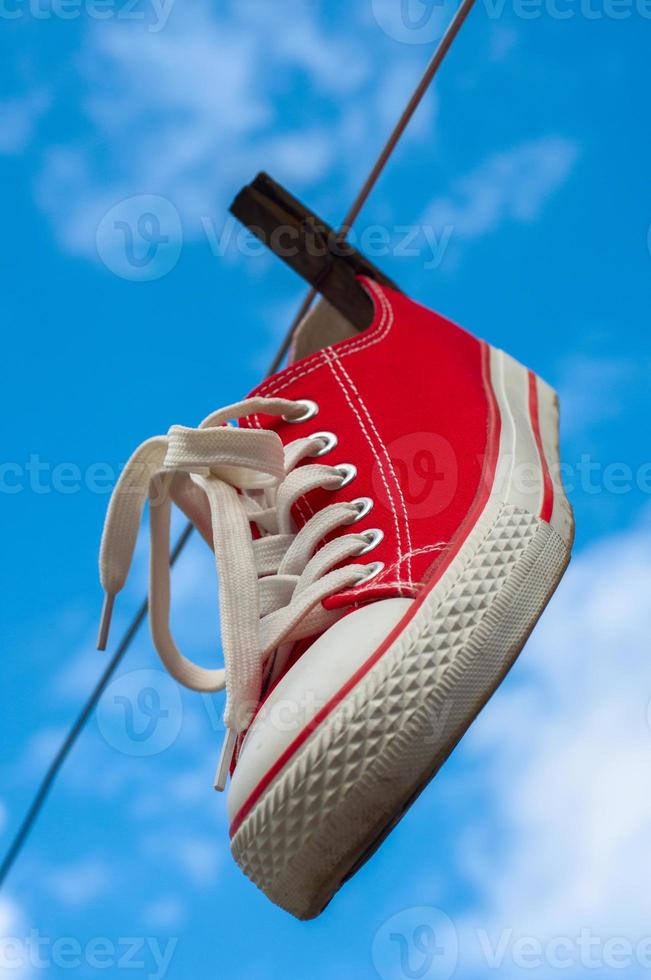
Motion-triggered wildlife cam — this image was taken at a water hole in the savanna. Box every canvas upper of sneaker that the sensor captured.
[225,279,502,794]
[242,278,497,609]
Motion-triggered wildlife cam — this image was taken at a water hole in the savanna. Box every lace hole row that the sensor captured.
[357,528,384,556]
[350,497,374,521]
[355,561,385,586]
[283,399,319,423]
[334,463,357,488]
[308,431,338,457]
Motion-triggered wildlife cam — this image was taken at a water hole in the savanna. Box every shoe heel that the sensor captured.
[489,347,574,549]
[535,375,575,548]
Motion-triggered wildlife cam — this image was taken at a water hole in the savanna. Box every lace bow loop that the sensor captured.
[97,396,382,791]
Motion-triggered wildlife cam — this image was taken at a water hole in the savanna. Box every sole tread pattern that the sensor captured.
[232,505,569,917]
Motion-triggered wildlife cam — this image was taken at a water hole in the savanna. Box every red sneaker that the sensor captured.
[99,279,574,919]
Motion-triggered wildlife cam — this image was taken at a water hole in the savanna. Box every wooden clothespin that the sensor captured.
[229,172,400,331]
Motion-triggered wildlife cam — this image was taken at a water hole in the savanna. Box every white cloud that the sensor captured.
[45,857,114,907]
[556,354,648,437]
[0,91,49,156]
[0,895,24,937]
[142,831,224,887]
[0,896,33,979]
[34,0,437,260]
[454,511,651,973]
[175,836,223,887]
[142,895,186,929]
[489,25,519,63]
[19,727,67,776]
[423,136,579,241]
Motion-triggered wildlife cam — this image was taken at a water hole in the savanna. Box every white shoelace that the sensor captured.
[98,397,383,789]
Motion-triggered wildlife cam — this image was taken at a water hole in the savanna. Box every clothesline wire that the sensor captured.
[269,0,477,374]
[0,0,477,890]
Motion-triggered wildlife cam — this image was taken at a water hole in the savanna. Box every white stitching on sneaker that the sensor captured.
[342,543,447,601]
[348,543,446,597]
[328,347,414,585]
[321,349,404,596]
[252,279,395,402]
[247,284,395,525]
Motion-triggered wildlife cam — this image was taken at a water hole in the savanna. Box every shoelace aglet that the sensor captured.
[214,728,237,792]
[97,593,115,651]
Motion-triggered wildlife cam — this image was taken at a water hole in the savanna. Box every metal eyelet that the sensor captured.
[283,399,319,423]
[357,528,384,556]
[334,463,357,488]
[350,497,374,522]
[308,431,338,457]
[356,561,385,586]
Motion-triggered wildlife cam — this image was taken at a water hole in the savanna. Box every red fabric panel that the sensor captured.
[243,280,492,603]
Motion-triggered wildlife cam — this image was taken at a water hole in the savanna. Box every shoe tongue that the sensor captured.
[289,298,358,363]
[244,294,369,535]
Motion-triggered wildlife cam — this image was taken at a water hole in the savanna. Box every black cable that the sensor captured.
[0,523,193,887]
[0,0,476,888]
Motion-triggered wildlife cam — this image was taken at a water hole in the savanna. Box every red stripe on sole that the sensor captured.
[528,371,554,524]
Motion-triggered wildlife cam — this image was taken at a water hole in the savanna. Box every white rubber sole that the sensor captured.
[230,347,574,919]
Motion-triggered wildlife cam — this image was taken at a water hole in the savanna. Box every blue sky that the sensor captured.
[1,1,651,977]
